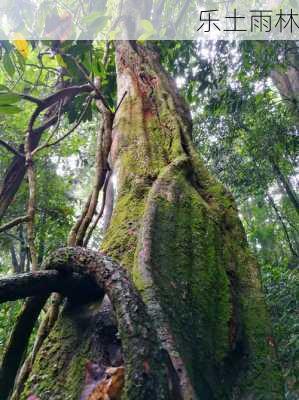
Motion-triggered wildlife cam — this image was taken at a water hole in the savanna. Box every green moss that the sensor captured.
[101,138,283,399]
[133,168,232,398]
[101,189,148,270]
[221,219,284,399]
[21,302,103,400]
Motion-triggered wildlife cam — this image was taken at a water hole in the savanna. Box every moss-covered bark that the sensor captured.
[101,41,283,399]
[19,41,283,400]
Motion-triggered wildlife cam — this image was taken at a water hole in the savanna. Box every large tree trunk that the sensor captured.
[18,41,283,400]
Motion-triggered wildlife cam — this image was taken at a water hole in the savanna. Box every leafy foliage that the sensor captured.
[262,265,299,399]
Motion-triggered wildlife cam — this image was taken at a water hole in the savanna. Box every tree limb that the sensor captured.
[18,93,43,106]
[0,216,29,234]
[0,270,101,303]
[32,96,92,156]
[83,169,112,247]
[28,84,93,133]
[0,81,92,222]
[0,139,24,157]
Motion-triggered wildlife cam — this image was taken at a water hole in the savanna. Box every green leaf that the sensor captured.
[3,52,15,77]
[0,105,22,114]
[0,93,21,105]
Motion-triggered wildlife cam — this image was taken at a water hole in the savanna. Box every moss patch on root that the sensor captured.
[21,302,103,400]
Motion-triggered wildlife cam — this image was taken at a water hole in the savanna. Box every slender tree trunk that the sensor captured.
[10,244,20,274]
[269,156,299,215]
[267,193,298,257]
[18,41,284,400]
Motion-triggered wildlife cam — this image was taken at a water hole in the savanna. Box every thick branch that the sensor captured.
[24,135,38,270]
[19,93,43,105]
[0,270,102,303]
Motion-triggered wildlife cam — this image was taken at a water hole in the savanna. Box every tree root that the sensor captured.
[0,247,176,400]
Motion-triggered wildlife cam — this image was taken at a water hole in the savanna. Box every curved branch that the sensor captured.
[32,96,92,156]
[0,270,101,303]
[0,247,174,399]
[42,247,172,400]
[28,84,93,133]
[18,93,43,105]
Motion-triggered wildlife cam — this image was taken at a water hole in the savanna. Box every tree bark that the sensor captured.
[267,193,298,257]
[11,247,172,400]
[18,41,284,400]
[0,296,48,400]
[269,156,299,215]
[0,270,101,303]
[270,42,299,117]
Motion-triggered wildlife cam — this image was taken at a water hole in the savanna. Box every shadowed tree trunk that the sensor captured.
[16,41,284,400]
[270,42,299,119]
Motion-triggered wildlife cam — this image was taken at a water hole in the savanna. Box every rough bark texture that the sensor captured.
[270,42,299,119]
[0,270,101,303]
[20,247,172,400]
[19,42,284,400]
[0,296,47,400]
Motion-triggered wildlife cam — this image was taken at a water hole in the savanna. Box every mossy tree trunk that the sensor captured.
[19,41,284,400]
